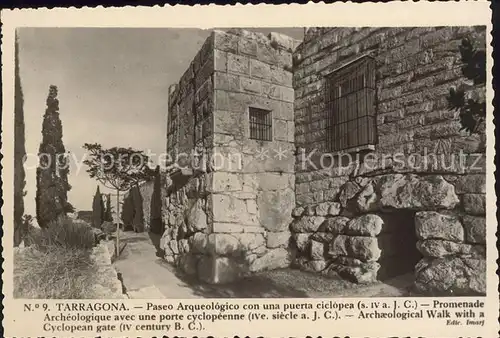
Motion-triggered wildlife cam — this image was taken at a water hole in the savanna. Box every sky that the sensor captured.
[18,27,304,216]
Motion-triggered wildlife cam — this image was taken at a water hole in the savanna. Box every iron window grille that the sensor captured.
[325,55,377,152]
[249,107,272,141]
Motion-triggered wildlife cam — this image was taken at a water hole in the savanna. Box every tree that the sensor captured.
[92,186,105,228]
[104,194,113,222]
[14,31,27,246]
[149,165,164,235]
[36,85,72,228]
[82,143,154,255]
[447,37,486,134]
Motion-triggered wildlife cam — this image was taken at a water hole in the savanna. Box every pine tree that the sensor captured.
[36,85,71,228]
[104,194,113,222]
[14,31,27,246]
[149,166,163,234]
[92,186,105,228]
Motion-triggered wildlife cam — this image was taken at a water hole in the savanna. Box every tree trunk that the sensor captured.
[116,189,120,257]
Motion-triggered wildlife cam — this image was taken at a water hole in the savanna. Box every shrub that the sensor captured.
[24,216,95,250]
[14,245,97,299]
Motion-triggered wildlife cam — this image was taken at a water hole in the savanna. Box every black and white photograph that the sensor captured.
[11,24,489,301]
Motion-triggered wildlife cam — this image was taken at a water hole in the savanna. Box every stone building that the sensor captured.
[157,27,485,295]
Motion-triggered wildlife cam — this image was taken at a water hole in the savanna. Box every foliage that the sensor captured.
[82,143,155,192]
[92,186,105,228]
[36,85,72,228]
[447,37,486,134]
[14,245,96,299]
[24,216,96,250]
[104,194,113,222]
[14,32,27,246]
[149,166,164,235]
[131,185,145,232]
[121,193,135,230]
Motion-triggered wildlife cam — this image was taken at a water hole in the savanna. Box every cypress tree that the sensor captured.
[104,194,113,222]
[121,193,135,231]
[36,85,71,228]
[149,166,163,235]
[14,31,27,246]
[92,186,105,228]
[131,184,144,232]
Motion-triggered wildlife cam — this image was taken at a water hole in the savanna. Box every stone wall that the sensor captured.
[291,27,486,295]
[203,29,301,283]
[161,30,302,284]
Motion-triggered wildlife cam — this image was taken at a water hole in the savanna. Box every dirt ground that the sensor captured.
[113,231,414,299]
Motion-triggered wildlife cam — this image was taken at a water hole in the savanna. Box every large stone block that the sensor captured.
[190,232,208,254]
[328,261,380,284]
[290,216,325,233]
[345,214,384,237]
[328,235,350,257]
[186,199,208,232]
[207,233,240,256]
[257,188,294,232]
[417,239,485,258]
[454,175,486,194]
[349,236,382,262]
[319,216,350,234]
[178,254,200,275]
[415,211,464,242]
[374,174,460,211]
[462,215,486,244]
[212,194,258,225]
[198,256,243,284]
[267,231,291,249]
[415,256,486,295]
[208,172,243,192]
[213,30,238,54]
[227,53,250,75]
[310,240,326,260]
[292,233,311,253]
[233,233,265,252]
[462,194,486,215]
[249,248,291,272]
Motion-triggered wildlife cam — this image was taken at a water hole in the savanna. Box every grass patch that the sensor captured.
[14,216,101,299]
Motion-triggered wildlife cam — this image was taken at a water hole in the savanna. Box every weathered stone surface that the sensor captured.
[310,232,334,243]
[339,181,362,208]
[209,172,242,192]
[212,194,258,225]
[319,216,350,234]
[329,235,350,257]
[293,233,310,252]
[257,189,294,232]
[186,199,207,232]
[169,240,179,255]
[462,215,486,244]
[328,202,341,215]
[234,233,265,252]
[345,214,384,237]
[417,239,485,258]
[266,231,291,248]
[356,183,379,212]
[198,256,242,284]
[415,256,486,295]
[462,194,486,215]
[292,207,305,217]
[290,216,325,233]
[349,236,381,262]
[454,175,486,194]
[249,248,291,272]
[294,257,328,273]
[315,202,330,216]
[207,233,239,256]
[190,232,208,254]
[310,240,326,260]
[178,239,190,254]
[377,174,460,210]
[415,211,464,242]
[329,261,380,284]
[178,254,199,275]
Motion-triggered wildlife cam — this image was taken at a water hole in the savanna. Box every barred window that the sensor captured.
[325,55,377,152]
[249,107,272,141]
